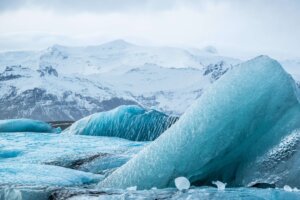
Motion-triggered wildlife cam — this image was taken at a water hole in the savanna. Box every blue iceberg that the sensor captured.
[0,119,60,133]
[63,105,178,141]
[99,56,300,189]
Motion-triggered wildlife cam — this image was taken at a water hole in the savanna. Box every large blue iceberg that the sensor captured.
[63,105,178,141]
[0,119,60,133]
[99,56,300,189]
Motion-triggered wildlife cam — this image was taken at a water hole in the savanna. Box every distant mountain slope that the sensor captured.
[0,65,136,121]
[0,40,298,120]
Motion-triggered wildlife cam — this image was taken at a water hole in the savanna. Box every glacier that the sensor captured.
[99,56,300,189]
[0,119,60,133]
[63,105,178,141]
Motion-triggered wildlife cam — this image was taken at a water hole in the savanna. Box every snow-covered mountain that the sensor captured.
[0,65,136,121]
[0,40,298,120]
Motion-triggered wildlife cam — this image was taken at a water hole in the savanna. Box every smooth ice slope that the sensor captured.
[100,56,300,189]
[0,119,59,133]
[63,105,178,141]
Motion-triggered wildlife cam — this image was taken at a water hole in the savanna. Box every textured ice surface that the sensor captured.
[63,105,178,141]
[0,163,102,187]
[0,132,144,188]
[100,56,300,189]
[235,130,300,188]
[0,119,59,133]
[23,187,299,200]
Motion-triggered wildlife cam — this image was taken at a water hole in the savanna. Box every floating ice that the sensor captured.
[127,186,137,191]
[212,181,226,190]
[63,105,178,141]
[0,118,59,133]
[175,177,190,190]
[0,163,102,187]
[284,185,293,192]
[0,132,144,177]
[99,56,300,189]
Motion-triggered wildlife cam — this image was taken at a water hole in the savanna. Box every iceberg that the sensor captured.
[99,56,300,189]
[63,105,178,141]
[0,118,60,133]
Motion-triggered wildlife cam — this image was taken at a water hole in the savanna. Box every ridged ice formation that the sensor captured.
[100,56,300,189]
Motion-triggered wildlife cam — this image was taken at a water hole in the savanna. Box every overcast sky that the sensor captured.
[0,0,299,59]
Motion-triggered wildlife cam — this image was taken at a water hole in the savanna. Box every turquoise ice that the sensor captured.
[0,118,59,133]
[99,56,300,189]
[0,131,144,193]
[63,105,178,141]
[0,163,102,187]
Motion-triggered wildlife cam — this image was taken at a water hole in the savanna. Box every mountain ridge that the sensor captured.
[0,40,299,120]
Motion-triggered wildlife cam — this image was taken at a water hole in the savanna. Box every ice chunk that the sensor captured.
[175,177,190,190]
[0,132,144,176]
[99,56,300,189]
[127,186,137,191]
[63,105,178,141]
[0,118,59,133]
[284,185,293,192]
[0,163,102,187]
[212,181,226,190]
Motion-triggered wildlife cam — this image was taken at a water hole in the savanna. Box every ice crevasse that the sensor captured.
[99,56,300,189]
[63,105,178,141]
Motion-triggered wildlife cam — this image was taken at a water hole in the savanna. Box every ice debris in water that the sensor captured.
[212,181,226,190]
[284,185,293,192]
[283,185,300,192]
[0,118,60,133]
[175,177,190,191]
[99,56,300,189]
[63,105,178,141]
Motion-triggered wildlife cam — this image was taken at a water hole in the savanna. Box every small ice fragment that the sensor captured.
[212,180,226,190]
[127,186,137,191]
[284,185,293,192]
[293,187,300,192]
[175,177,190,190]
